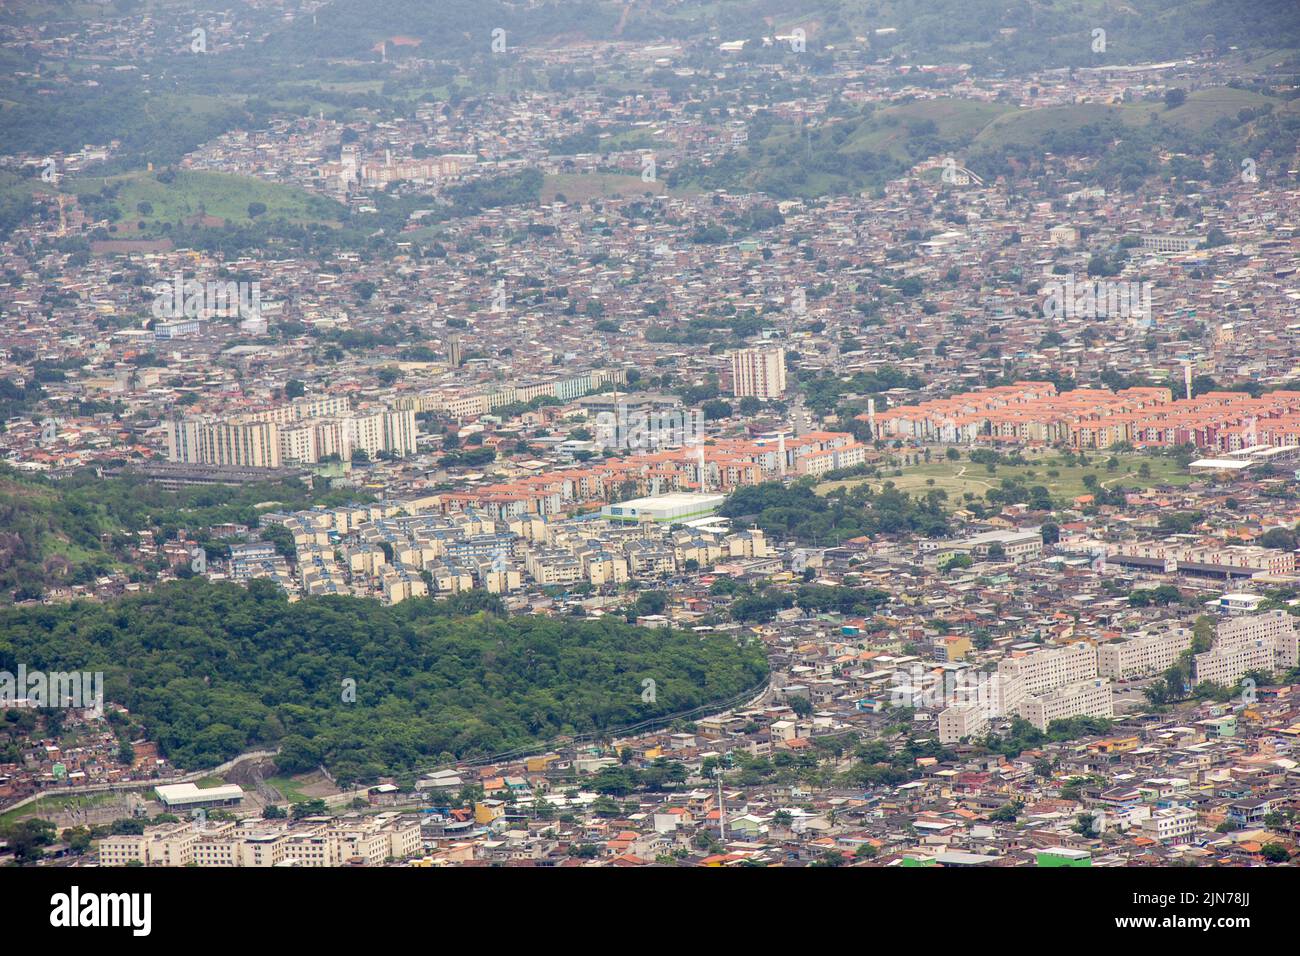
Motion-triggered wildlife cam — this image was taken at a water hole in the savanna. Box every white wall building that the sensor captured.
[1097,623,1192,680]
[999,642,1097,695]
[1020,678,1113,732]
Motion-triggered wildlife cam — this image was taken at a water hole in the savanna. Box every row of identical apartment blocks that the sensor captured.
[167,395,418,467]
[274,504,771,601]
[96,816,422,867]
[1192,610,1300,687]
[938,611,1299,743]
[403,367,628,421]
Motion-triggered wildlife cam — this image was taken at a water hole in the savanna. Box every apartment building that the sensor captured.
[1193,610,1299,685]
[1020,678,1114,732]
[1216,609,1299,668]
[1097,623,1192,680]
[1110,542,1294,576]
[949,529,1044,564]
[168,417,282,468]
[730,346,786,399]
[1138,806,1198,843]
[938,702,990,745]
[1193,638,1277,688]
[100,817,421,867]
[97,820,232,866]
[1140,233,1201,254]
[168,403,416,466]
[999,642,1097,695]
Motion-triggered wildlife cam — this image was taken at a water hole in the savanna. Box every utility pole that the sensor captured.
[713,765,726,842]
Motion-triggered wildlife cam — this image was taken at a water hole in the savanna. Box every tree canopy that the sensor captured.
[0,579,766,785]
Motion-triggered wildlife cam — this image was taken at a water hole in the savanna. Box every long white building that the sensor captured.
[168,401,417,467]
[1020,678,1114,731]
[1097,623,1192,679]
[999,642,1097,695]
[1194,610,1299,686]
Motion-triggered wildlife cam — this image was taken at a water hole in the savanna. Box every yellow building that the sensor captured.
[943,635,973,661]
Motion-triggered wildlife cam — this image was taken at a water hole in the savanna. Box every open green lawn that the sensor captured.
[63,169,344,232]
[817,451,1193,508]
[263,775,311,804]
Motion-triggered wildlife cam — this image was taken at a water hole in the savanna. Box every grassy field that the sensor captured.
[817,451,1194,508]
[541,172,671,203]
[63,169,344,232]
[845,98,1013,162]
[973,88,1276,148]
[262,775,312,804]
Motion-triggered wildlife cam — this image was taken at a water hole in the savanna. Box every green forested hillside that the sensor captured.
[0,580,768,784]
[0,465,362,600]
[671,89,1299,198]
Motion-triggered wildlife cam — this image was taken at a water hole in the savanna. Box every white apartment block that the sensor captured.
[1216,609,1299,668]
[99,817,421,867]
[938,702,989,745]
[730,346,786,399]
[1108,542,1294,575]
[97,821,223,866]
[1140,234,1200,254]
[988,671,1026,718]
[999,642,1097,695]
[1097,623,1192,679]
[1020,678,1113,732]
[1138,806,1198,843]
[168,402,416,467]
[168,417,282,468]
[1193,610,1299,685]
[1193,639,1277,687]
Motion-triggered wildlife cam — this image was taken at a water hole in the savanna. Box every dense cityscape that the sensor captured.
[1,1,1299,921]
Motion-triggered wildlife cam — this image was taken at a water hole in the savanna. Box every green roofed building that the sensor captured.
[1036,847,1092,867]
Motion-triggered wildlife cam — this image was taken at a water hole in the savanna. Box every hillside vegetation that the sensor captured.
[672,88,1299,198]
[0,580,769,783]
[0,465,360,600]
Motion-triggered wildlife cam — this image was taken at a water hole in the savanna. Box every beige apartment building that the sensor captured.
[1194,639,1278,688]
[1020,678,1114,732]
[98,817,421,867]
[1193,610,1300,686]
[168,404,416,466]
[1097,623,1192,680]
[730,346,786,399]
[938,702,990,745]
